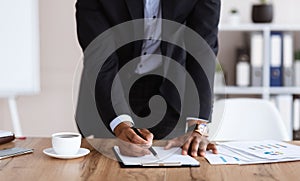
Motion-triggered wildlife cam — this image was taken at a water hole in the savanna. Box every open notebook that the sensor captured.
[113,146,199,167]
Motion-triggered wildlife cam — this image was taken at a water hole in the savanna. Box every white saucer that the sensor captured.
[43,148,90,159]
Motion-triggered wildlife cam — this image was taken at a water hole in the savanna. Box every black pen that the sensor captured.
[131,127,159,159]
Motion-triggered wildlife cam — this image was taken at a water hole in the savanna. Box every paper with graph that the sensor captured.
[205,140,300,165]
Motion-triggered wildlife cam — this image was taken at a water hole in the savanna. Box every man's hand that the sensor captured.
[164,131,218,157]
[114,122,154,157]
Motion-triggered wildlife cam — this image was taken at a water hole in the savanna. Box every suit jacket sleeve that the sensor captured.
[76,0,131,133]
[185,0,220,121]
[187,0,220,55]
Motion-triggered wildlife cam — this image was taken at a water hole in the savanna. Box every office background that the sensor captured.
[0,0,299,136]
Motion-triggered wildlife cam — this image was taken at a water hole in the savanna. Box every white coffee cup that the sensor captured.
[52,132,82,155]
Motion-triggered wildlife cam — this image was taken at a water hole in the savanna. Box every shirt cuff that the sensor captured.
[186,117,209,122]
[110,114,134,132]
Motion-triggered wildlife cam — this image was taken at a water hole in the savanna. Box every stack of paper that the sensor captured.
[205,140,300,165]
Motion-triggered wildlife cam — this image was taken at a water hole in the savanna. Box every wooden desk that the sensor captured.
[1,138,300,181]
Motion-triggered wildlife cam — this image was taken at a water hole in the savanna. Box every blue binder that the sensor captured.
[270,32,283,87]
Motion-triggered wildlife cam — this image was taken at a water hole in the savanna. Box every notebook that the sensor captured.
[113,146,200,168]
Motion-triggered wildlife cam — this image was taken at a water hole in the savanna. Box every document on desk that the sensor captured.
[205,140,300,165]
[113,146,199,167]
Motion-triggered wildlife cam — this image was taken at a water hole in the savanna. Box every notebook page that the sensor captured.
[114,146,199,166]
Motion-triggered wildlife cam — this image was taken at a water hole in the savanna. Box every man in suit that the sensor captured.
[76,0,220,157]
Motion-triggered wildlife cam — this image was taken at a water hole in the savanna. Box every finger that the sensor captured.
[139,129,154,144]
[190,136,200,157]
[207,143,218,154]
[198,139,209,157]
[164,132,192,150]
[164,139,177,150]
[181,137,192,155]
[164,140,173,150]
[119,147,150,157]
[117,134,150,156]
[116,133,131,143]
[127,129,148,144]
[119,141,150,157]
[129,143,151,156]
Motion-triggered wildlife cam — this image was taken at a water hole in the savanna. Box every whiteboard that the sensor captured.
[0,0,40,97]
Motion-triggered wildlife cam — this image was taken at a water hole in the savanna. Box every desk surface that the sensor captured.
[1,138,300,181]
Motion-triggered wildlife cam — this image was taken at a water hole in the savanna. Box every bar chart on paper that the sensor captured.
[205,140,300,165]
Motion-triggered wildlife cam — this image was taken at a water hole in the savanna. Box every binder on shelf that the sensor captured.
[283,33,294,87]
[275,95,293,139]
[294,98,300,131]
[250,33,263,87]
[270,32,283,87]
[236,48,250,87]
[295,60,300,87]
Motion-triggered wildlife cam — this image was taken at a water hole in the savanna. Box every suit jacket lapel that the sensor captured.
[124,0,144,58]
[161,0,175,57]
[124,0,144,19]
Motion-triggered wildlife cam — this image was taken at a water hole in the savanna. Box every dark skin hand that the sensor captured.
[114,122,218,157]
[164,131,218,157]
[114,122,153,156]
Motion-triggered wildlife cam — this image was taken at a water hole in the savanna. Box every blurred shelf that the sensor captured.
[269,87,300,94]
[214,86,265,95]
[219,23,300,32]
[214,86,300,95]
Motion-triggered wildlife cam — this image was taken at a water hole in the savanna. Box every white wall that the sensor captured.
[0,0,81,136]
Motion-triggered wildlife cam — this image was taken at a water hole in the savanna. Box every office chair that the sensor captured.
[208,98,291,141]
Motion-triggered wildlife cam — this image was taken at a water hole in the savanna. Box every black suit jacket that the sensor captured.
[75,0,220,137]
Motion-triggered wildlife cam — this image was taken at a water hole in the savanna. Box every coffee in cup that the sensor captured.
[52,132,82,155]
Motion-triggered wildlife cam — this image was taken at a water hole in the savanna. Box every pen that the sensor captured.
[131,127,159,159]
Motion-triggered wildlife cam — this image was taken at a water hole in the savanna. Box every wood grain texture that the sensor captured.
[0,139,300,181]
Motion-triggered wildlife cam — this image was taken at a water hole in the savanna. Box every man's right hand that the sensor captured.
[114,122,154,157]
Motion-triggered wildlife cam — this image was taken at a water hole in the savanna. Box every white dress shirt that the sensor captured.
[135,0,162,74]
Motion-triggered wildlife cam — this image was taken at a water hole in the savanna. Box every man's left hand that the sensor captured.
[164,131,218,157]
